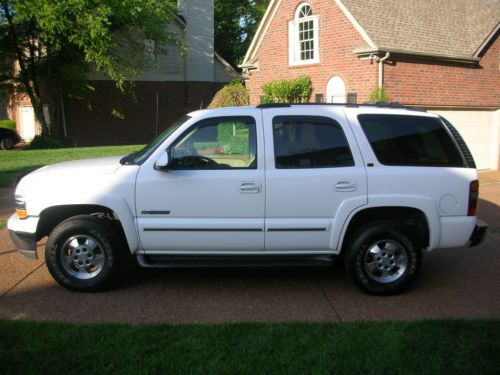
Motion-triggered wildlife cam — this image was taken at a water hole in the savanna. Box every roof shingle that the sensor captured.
[340,0,500,57]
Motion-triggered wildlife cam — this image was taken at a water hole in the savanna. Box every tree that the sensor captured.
[0,0,178,136]
[214,0,269,68]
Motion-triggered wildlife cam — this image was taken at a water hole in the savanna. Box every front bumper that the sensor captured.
[7,214,39,259]
[469,220,488,247]
[8,229,38,259]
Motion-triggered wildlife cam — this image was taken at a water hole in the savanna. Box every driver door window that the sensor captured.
[171,116,257,169]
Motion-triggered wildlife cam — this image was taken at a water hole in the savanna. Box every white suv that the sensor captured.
[8,104,487,294]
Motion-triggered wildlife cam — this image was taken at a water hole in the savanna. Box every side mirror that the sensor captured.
[154,150,171,170]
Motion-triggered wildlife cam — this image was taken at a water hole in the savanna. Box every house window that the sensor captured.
[144,39,157,67]
[289,3,319,66]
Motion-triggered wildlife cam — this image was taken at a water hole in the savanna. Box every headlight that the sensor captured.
[15,192,28,219]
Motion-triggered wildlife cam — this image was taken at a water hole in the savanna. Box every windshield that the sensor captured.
[129,115,191,164]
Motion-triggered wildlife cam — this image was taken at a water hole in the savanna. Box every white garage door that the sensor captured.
[429,109,499,170]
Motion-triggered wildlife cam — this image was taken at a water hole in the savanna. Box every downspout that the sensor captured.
[378,52,390,88]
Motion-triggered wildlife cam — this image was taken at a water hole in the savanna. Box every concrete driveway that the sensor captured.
[0,173,499,324]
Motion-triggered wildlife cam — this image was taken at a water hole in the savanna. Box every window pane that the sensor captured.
[273,116,354,168]
[358,114,465,167]
[172,117,257,169]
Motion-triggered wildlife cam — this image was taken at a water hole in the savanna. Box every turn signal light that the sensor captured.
[16,209,28,219]
[468,180,479,216]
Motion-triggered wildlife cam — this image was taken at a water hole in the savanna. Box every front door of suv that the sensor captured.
[136,114,265,253]
[262,108,368,253]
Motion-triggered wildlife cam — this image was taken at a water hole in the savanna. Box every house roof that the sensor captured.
[241,0,499,67]
[340,0,500,58]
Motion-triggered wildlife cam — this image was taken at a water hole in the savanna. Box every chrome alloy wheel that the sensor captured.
[60,235,106,280]
[363,239,408,284]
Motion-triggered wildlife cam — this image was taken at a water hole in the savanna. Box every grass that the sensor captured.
[0,145,141,187]
[0,319,499,374]
[0,218,5,230]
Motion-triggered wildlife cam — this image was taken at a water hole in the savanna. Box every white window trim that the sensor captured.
[289,14,319,66]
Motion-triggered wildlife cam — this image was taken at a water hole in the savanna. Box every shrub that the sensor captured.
[0,120,16,130]
[30,134,68,149]
[262,76,312,103]
[208,81,250,109]
[368,86,390,103]
[224,135,249,155]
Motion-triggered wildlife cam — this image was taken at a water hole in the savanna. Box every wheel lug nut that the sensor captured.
[73,256,78,260]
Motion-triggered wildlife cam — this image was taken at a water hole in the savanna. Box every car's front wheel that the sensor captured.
[45,215,128,292]
[344,221,422,295]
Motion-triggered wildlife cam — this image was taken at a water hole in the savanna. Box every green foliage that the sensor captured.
[369,86,390,103]
[208,81,250,109]
[29,135,69,150]
[0,120,16,130]
[262,76,313,103]
[225,135,249,155]
[214,0,270,67]
[0,0,179,135]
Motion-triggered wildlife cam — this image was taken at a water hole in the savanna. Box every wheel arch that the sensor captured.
[36,204,139,253]
[339,206,431,253]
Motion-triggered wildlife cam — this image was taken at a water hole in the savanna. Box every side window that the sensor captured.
[358,114,465,167]
[272,116,354,169]
[171,116,257,169]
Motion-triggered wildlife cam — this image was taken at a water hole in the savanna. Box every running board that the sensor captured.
[136,254,336,269]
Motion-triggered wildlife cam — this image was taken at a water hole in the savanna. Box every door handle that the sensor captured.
[334,181,357,192]
[239,182,262,194]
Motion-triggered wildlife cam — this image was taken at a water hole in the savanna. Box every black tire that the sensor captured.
[45,215,128,292]
[1,137,15,150]
[344,221,422,295]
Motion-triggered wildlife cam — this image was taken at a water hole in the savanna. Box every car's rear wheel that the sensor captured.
[0,137,15,150]
[344,221,422,295]
[45,215,128,292]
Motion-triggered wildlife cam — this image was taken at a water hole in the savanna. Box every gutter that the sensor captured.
[378,52,390,88]
[355,47,481,65]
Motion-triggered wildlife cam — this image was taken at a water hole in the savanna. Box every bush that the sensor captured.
[30,134,68,149]
[224,135,249,155]
[0,120,16,130]
[208,81,250,109]
[368,86,390,103]
[262,76,312,103]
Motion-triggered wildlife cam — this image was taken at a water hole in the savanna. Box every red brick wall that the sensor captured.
[384,35,500,107]
[245,0,379,104]
[246,1,499,108]
[64,81,224,146]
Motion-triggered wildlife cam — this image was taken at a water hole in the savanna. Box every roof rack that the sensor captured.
[256,102,427,112]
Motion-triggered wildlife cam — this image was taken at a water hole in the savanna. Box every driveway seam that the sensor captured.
[315,276,342,322]
[0,261,46,300]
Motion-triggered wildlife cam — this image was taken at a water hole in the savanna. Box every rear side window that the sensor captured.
[358,114,465,167]
[272,116,354,168]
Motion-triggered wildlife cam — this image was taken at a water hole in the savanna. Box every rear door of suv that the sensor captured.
[261,106,368,253]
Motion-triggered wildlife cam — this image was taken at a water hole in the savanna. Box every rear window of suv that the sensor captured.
[358,114,465,167]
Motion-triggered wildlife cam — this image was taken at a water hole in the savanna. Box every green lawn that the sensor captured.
[0,145,142,187]
[0,320,498,374]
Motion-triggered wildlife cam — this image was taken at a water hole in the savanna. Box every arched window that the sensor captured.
[289,3,319,66]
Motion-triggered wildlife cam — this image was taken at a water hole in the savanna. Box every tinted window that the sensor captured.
[358,114,465,167]
[171,116,257,169]
[272,116,354,169]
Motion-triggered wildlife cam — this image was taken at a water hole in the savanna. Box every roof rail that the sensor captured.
[256,102,427,112]
[256,103,291,109]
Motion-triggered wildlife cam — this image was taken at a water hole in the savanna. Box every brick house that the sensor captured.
[7,0,238,146]
[241,0,500,170]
